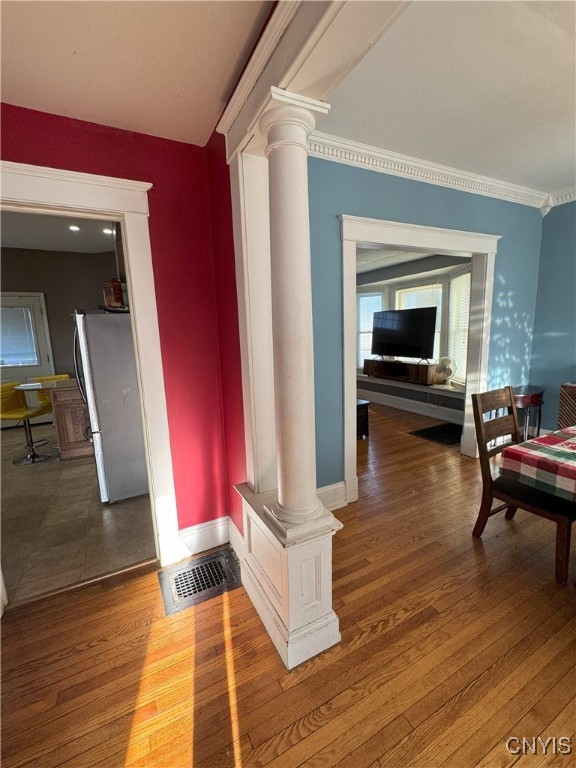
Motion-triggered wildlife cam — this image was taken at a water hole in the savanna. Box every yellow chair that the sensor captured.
[31,374,70,408]
[0,382,53,464]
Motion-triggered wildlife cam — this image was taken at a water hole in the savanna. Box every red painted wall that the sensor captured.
[1,104,246,530]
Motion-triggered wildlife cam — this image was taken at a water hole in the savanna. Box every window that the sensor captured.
[394,284,442,360]
[447,271,471,384]
[0,305,40,367]
[357,293,382,368]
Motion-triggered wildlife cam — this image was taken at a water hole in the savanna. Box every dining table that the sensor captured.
[500,425,576,503]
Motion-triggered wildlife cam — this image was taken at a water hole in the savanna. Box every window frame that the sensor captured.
[446,265,472,385]
[356,287,387,371]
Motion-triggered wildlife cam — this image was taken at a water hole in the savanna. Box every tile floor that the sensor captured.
[1,423,157,603]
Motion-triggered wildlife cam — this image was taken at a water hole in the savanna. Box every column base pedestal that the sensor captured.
[234,483,342,669]
[263,498,339,544]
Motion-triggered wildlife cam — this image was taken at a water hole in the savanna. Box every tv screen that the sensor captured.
[371,306,437,359]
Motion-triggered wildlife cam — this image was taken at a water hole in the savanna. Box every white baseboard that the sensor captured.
[178,517,230,557]
[228,517,247,562]
[358,387,463,425]
[317,481,347,511]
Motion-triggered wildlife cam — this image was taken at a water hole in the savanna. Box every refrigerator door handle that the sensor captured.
[73,325,88,406]
[73,312,101,435]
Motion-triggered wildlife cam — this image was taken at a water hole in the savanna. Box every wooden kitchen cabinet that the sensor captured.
[51,386,94,459]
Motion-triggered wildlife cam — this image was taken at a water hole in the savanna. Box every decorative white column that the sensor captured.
[231,89,342,669]
[259,93,332,535]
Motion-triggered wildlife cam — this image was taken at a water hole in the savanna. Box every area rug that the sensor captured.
[410,422,463,446]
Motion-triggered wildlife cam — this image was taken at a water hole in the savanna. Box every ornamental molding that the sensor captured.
[551,188,576,207]
[309,132,574,214]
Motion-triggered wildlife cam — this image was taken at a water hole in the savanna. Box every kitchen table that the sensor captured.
[500,426,576,503]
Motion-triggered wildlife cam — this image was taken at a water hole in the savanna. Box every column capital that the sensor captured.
[257,87,330,153]
[267,86,330,118]
[259,103,316,150]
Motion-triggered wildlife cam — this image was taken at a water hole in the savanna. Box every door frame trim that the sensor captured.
[341,215,501,501]
[1,161,187,573]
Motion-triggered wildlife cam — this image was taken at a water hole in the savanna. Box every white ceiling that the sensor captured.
[1,0,574,256]
[0,1,273,146]
[357,245,434,274]
[321,1,576,194]
[1,211,117,253]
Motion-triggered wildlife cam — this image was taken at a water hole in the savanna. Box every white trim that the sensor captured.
[217,2,302,136]
[267,86,331,117]
[0,162,183,568]
[342,217,500,482]
[228,517,247,564]
[461,252,494,456]
[1,161,152,193]
[229,153,277,493]
[310,132,572,212]
[178,518,230,557]
[341,215,501,253]
[342,237,359,502]
[551,188,576,208]
[317,481,347,511]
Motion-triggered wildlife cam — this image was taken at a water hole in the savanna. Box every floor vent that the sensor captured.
[158,547,241,616]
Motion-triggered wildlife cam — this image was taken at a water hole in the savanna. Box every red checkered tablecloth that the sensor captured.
[500,426,576,502]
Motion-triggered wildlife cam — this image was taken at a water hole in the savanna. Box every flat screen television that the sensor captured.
[371,306,437,359]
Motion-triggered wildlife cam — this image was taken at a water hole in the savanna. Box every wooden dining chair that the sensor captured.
[471,386,575,585]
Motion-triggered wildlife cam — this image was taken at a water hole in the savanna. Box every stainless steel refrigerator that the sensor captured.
[73,309,148,503]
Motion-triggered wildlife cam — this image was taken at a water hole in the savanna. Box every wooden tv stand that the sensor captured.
[363,359,441,386]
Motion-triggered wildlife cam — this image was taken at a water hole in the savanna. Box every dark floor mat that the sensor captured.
[158,546,241,615]
[410,422,463,446]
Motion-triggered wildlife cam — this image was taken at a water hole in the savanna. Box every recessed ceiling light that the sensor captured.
[103,228,114,235]
[69,225,80,232]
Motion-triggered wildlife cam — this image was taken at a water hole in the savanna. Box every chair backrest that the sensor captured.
[0,381,27,416]
[471,386,522,486]
[31,374,70,408]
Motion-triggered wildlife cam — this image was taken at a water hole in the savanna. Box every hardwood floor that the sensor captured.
[2,404,575,768]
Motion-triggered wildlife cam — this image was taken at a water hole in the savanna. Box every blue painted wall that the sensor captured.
[530,201,576,429]
[308,157,544,486]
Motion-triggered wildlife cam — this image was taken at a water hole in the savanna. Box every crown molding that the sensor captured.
[551,188,576,207]
[217,1,302,136]
[309,132,574,213]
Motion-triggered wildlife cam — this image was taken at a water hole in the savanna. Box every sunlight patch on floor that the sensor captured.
[223,590,242,767]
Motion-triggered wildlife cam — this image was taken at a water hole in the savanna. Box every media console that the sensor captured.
[363,358,443,386]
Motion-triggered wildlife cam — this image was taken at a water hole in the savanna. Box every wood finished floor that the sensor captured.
[2,404,575,768]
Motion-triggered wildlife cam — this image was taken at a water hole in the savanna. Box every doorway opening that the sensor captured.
[1,210,155,602]
[1,160,182,610]
[341,215,501,503]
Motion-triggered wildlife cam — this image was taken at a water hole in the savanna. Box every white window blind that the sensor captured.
[357,294,382,368]
[448,272,471,383]
[395,284,442,360]
[0,306,40,367]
